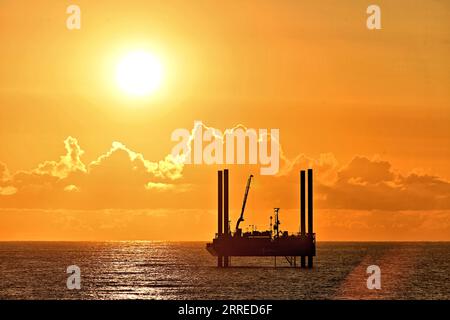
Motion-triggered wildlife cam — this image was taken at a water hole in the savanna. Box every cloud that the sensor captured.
[0,129,449,213]
[314,209,450,241]
[1,132,450,240]
[64,184,80,192]
[0,162,17,195]
[276,152,339,183]
[0,136,190,209]
[34,136,86,178]
[0,121,284,208]
[240,154,450,212]
[145,182,175,191]
[337,156,394,184]
[318,156,450,211]
[0,186,17,196]
[145,182,192,192]
[0,137,85,194]
[0,162,9,181]
[90,141,183,181]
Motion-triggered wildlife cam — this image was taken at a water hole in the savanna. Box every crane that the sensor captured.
[273,208,281,238]
[235,174,253,234]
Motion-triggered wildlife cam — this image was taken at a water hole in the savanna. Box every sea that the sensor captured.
[0,242,448,300]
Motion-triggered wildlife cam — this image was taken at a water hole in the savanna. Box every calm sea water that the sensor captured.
[0,242,448,300]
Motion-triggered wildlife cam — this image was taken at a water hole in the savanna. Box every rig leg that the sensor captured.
[224,256,229,267]
[301,256,306,268]
[218,256,223,267]
[307,256,313,268]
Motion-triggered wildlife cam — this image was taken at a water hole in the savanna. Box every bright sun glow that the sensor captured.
[116,51,163,97]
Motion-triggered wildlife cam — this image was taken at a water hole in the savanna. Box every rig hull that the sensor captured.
[207,234,316,257]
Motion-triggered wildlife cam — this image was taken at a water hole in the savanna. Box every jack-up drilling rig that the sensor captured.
[206,169,316,268]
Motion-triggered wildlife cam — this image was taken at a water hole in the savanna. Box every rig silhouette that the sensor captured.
[206,169,316,268]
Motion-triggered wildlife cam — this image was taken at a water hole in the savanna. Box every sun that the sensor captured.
[116,51,163,97]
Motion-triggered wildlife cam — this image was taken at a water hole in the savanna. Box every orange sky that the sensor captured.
[0,1,449,241]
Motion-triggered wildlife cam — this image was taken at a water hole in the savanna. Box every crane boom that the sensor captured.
[235,174,253,232]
